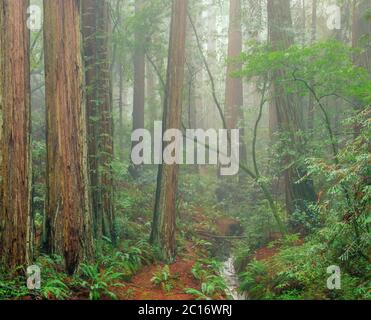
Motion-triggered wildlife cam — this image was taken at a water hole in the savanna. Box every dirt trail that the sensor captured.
[113,242,202,300]
[112,208,233,300]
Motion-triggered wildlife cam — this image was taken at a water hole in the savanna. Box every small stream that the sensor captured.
[211,239,247,300]
[221,256,248,300]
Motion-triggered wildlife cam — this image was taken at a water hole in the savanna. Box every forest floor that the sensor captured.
[111,207,228,300]
[113,241,211,300]
[67,206,230,300]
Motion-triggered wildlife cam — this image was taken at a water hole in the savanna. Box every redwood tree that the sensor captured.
[43,0,93,274]
[0,0,32,270]
[151,0,188,262]
[82,0,115,242]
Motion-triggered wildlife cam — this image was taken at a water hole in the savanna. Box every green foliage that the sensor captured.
[233,243,251,273]
[239,260,271,300]
[238,232,370,300]
[186,259,227,300]
[0,276,30,300]
[305,109,370,260]
[200,275,227,297]
[96,240,154,281]
[184,287,211,300]
[34,255,72,300]
[151,265,174,293]
[78,264,124,300]
[238,40,371,106]
[40,279,70,300]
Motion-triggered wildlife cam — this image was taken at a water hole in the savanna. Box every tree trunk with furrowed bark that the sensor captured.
[43,0,93,274]
[0,0,32,270]
[151,0,188,262]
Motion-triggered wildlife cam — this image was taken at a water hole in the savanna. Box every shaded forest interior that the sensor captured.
[0,0,370,300]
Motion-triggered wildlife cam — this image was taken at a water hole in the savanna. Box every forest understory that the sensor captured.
[0,0,370,301]
[2,167,370,301]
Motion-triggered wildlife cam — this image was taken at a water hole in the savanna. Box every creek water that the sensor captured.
[221,256,248,300]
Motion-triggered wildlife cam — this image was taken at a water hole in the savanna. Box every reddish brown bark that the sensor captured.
[43,0,93,274]
[0,0,32,270]
[151,0,188,262]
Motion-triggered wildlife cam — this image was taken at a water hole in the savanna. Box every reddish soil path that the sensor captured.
[114,242,202,300]
[254,247,279,261]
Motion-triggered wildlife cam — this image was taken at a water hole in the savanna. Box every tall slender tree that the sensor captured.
[225,0,247,180]
[43,0,93,274]
[225,0,243,131]
[151,0,188,262]
[307,0,317,133]
[82,0,115,242]
[267,0,316,216]
[0,0,32,270]
[352,0,371,137]
[130,0,146,177]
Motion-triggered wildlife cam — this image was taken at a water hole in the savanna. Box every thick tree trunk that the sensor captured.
[82,0,115,242]
[0,0,32,270]
[151,0,188,262]
[44,0,93,274]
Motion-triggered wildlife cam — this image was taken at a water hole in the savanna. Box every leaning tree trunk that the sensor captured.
[151,0,188,262]
[43,0,93,274]
[82,0,115,242]
[0,0,32,270]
